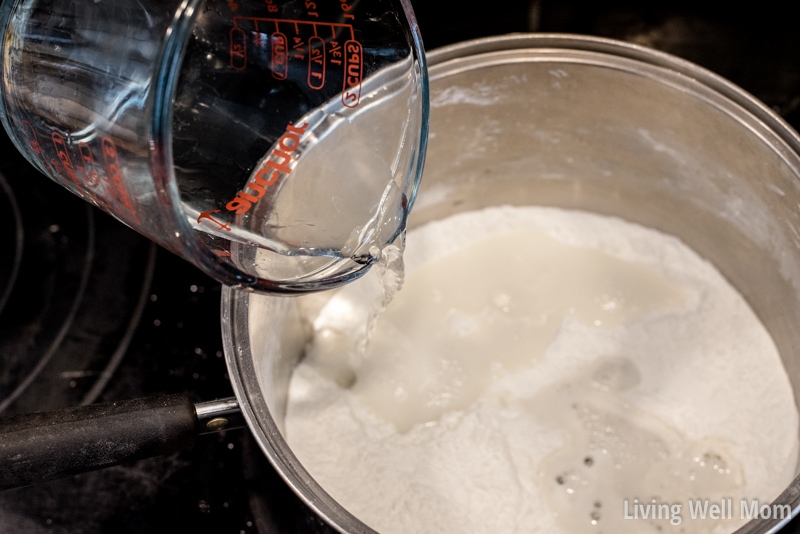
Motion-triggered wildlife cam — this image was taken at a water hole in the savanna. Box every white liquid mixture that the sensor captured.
[284,206,799,534]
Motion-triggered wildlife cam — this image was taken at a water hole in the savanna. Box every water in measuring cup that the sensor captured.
[178,95,414,285]
[170,0,423,289]
[250,103,412,283]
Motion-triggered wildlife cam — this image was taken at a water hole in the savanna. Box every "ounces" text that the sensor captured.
[226,121,308,215]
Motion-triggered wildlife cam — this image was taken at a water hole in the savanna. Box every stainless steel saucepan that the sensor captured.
[223,35,800,534]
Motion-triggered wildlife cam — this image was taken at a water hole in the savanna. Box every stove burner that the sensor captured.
[0,197,96,415]
[0,172,23,315]
[0,164,156,416]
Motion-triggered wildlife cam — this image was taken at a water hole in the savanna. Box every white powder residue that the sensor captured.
[430,84,502,107]
[283,206,799,534]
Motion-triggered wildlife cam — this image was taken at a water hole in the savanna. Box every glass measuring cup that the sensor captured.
[0,0,428,293]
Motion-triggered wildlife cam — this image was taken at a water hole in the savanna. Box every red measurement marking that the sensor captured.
[197,210,232,231]
[21,120,43,158]
[51,132,81,186]
[77,142,100,187]
[50,158,65,181]
[230,17,354,75]
[271,32,288,80]
[230,27,247,70]
[342,40,362,108]
[329,40,342,66]
[304,1,318,18]
[100,137,139,223]
[292,36,305,60]
[340,0,355,22]
[307,36,325,89]
[22,123,60,178]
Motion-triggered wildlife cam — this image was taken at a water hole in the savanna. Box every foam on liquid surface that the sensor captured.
[283,206,799,534]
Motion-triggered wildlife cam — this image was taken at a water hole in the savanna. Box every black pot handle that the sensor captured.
[0,394,243,490]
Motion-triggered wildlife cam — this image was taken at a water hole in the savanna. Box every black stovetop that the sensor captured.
[1,1,799,533]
